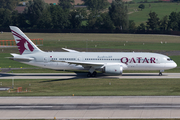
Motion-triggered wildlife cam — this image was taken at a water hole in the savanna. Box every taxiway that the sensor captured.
[1,96,180,119]
[1,73,180,79]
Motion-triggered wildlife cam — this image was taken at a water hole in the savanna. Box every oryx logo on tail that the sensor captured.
[10,26,43,55]
[11,30,34,54]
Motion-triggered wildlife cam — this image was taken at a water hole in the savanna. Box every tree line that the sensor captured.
[138,11,180,31]
[0,0,128,30]
[0,0,180,32]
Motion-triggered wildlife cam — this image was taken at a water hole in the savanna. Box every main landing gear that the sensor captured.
[87,67,97,77]
[87,71,97,77]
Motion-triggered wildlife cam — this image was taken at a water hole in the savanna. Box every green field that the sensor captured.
[1,32,180,52]
[128,3,180,25]
[1,78,180,96]
[79,2,180,26]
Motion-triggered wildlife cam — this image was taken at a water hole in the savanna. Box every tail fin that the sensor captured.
[9,26,43,55]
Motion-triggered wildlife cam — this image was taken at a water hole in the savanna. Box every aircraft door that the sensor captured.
[77,56,82,61]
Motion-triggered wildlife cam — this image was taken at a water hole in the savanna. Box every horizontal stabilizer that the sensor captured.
[10,53,20,57]
[8,57,34,61]
[7,57,34,61]
[9,53,34,61]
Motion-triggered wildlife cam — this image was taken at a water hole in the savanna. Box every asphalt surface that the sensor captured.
[1,96,180,119]
[0,73,180,79]
[1,73,180,119]
[1,103,180,110]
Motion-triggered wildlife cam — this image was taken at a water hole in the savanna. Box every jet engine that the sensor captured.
[102,65,123,75]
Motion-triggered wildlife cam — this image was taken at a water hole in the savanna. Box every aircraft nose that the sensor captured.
[166,62,177,69]
[174,62,177,68]
[171,62,177,68]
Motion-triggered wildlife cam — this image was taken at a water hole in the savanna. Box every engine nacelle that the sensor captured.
[102,65,123,75]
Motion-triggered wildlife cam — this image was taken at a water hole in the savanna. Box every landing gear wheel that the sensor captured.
[87,71,97,77]
[159,72,162,76]
[87,72,91,77]
[91,71,97,77]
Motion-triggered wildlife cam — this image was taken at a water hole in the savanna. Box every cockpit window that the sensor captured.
[167,58,173,61]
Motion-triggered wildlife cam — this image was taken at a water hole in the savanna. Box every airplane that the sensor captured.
[9,26,177,77]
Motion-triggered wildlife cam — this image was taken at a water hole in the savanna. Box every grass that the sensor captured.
[1,32,180,43]
[8,68,71,73]
[81,2,180,26]
[1,32,180,53]
[128,3,180,25]
[42,40,180,52]
[0,53,35,68]
[1,78,180,96]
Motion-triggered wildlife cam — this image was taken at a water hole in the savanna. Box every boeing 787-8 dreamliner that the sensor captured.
[9,26,177,77]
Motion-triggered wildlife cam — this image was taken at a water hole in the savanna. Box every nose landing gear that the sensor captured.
[159,70,164,76]
[159,72,162,76]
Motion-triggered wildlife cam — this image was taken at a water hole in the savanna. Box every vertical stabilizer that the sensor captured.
[9,26,43,55]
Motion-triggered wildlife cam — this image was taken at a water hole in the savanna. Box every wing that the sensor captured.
[62,48,79,53]
[51,60,104,67]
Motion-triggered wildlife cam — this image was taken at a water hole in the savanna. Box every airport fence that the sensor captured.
[0,38,43,47]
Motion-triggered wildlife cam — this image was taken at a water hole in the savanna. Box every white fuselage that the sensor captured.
[9,26,177,76]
